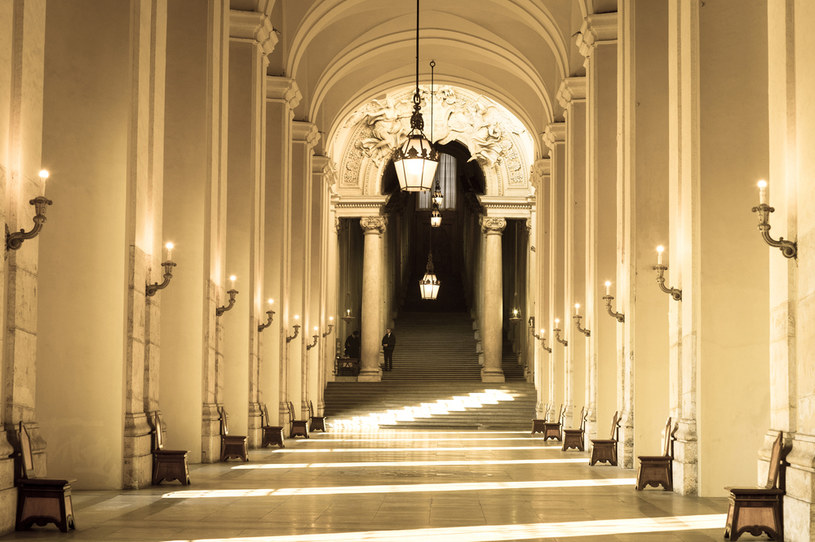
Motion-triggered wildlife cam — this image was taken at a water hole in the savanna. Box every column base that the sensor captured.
[782,433,815,542]
[619,410,635,469]
[673,418,699,495]
[123,412,152,489]
[481,368,505,382]
[358,369,382,382]
[201,403,221,464]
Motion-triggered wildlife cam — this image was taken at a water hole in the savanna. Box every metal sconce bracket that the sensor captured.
[286,324,300,343]
[653,265,682,301]
[216,289,238,316]
[532,329,552,353]
[554,327,568,347]
[306,333,319,350]
[752,203,797,259]
[602,295,625,323]
[6,197,53,251]
[573,315,590,337]
[321,323,334,338]
[146,261,177,297]
[258,309,275,332]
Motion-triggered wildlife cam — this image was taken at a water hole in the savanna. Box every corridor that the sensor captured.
[0,429,727,541]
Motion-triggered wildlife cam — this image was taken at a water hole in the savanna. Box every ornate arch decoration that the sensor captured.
[331,86,535,198]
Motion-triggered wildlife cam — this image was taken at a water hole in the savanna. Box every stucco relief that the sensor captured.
[335,86,534,195]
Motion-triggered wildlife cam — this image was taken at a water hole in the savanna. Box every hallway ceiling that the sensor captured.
[247,0,618,154]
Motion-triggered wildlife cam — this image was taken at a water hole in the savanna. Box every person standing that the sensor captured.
[381,328,396,371]
[344,330,360,359]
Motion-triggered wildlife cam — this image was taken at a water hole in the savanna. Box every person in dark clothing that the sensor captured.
[344,330,360,359]
[381,328,395,371]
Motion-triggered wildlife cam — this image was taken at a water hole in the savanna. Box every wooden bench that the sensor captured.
[336,356,360,376]
[531,403,551,435]
[218,406,248,461]
[636,417,677,490]
[542,404,565,441]
[13,422,76,532]
[287,401,309,438]
[308,400,327,432]
[724,431,789,541]
[260,404,285,448]
[590,411,621,466]
[562,406,587,451]
[151,412,190,485]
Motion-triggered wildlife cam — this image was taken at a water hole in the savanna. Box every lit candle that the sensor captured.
[757,179,768,205]
[554,318,560,327]
[39,169,49,197]
[604,281,611,296]
[328,316,334,323]
[267,298,274,307]
[656,245,664,266]
[513,308,519,317]
[313,326,319,333]
[574,303,580,316]
[164,241,174,262]
[293,314,300,322]
[539,329,545,336]
[346,308,351,316]
[229,275,236,289]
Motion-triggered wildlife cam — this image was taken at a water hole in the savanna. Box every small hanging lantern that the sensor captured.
[419,252,440,300]
[432,180,444,207]
[430,205,442,228]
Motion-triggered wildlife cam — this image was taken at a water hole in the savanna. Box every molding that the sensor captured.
[577,12,618,59]
[266,76,302,110]
[331,195,389,218]
[477,195,533,219]
[556,77,587,108]
[541,122,566,150]
[312,155,338,187]
[292,121,320,149]
[230,10,277,55]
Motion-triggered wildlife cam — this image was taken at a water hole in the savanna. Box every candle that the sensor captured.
[656,245,664,266]
[513,308,519,317]
[164,241,174,262]
[39,169,49,197]
[293,314,300,322]
[604,281,611,296]
[757,179,768,205]
[554,318,560,327]
[229,275,236,289]
[346,308,351,316]
[539,329,545,336]
[328,316,334,322]
[574,303,580,316]
[267,298,274,307]
[313,326,319,333]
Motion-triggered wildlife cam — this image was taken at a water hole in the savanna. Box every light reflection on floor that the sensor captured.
[231,458,589,469]
[270,445,562,453]
[162,477,638,498]
[164,514,727,542]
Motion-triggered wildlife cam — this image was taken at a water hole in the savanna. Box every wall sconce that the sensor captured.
[258,298,275,332]
[528,316,535,330]
[602,281,625,323]
[752,179,797,259]
[6,170,53,251]
[532,328,552,353]
[553,318,568,347]
[322,316,335,338]
[216,275,239,316]
[146,242,177,296]
[306,326,320,350]
[286,315,301,343]
[573,303,590,337]
[653,246,682,301]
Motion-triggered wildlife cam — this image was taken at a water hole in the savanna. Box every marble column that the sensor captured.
[480,217,506,382]
[162,0,230,462]
[359,216,387,382]
[264,76,300,427]
[768,3,815,538]
[543,122,566,408]
[558,76,587,428]
[578,12,617,443]
[531,159,551,417]
[617,0,671,470]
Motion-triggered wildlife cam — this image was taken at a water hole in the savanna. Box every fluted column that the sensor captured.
[359,217,387,382]
[480,217,506,382]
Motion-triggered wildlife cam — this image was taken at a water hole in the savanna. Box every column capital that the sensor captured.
[480,216,507,235]
[230,10,277,55]
[312,155,338,187]
[293,121,320,149]
[541,122,566,151]
[530,158,551,189]
[577,12,618,59]
[556,77,587,109]
[360,216,387,234]
[266,76,302,110]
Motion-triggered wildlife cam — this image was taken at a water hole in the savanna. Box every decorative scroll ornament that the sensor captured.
[359,216,388,234]
[480,216,507,234]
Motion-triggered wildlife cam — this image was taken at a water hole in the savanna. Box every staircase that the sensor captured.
[324,310,536,430]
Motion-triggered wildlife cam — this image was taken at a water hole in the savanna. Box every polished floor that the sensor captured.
[1,429,733,541]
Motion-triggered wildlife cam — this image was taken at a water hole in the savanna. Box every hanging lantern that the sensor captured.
[432,180,444,207]
[419,252,440,300]
[392,0,439,192]
[430,205,442,228]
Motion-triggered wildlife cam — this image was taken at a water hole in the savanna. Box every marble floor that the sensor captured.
[1,429,736,542]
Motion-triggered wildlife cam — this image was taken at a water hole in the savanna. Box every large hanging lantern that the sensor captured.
[419,252,440,300]
[392,0,438,192]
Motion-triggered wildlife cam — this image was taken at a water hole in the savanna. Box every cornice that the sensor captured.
[266,77,302,109]
[292,121,320,149]
[230,11,277,55]
[541,122,566,150]
[477,195,532,219]
[556,77,587,109]
[330,195,389,218]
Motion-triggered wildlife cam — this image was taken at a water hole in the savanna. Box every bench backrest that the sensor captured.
[609,411,620,441]
[558,405,566,427]
[542,403,551,421]
[765,431,787,490]
[17,422,35,480]
[578,407,587,431]
[152,412,166,452]
[307,400,315,418]
[260,404,270,427]
[218,406,230,436]
[286,401,296,421]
